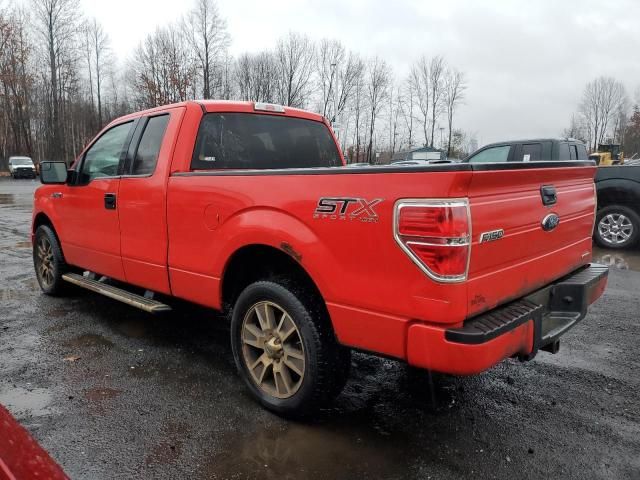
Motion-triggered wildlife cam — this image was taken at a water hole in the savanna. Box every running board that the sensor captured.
[62,273,171,313]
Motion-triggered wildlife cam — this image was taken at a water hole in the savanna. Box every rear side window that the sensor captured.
[467,145,511,163]
[191,113,341,170]
[576,144,588,160]
[521,143,542,162]
[559,143,570,160]
[132,114,170,175]
[569,145,578,160]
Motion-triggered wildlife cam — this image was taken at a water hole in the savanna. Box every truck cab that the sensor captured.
[464,138,589,163]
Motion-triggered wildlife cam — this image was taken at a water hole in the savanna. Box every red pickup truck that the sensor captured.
[33,101,608,416]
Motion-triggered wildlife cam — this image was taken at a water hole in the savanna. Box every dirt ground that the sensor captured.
[1,178,639,479]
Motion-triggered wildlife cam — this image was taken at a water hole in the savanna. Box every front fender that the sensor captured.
[32,186,62,237]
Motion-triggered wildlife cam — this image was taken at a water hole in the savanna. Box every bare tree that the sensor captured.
[428,55,446,148]
[235,51,278,103]
[81,18,111,127]
[580,76,627,150]
[0,6,34,161]
[365,56,391,163]
[351,67,365,162]
[182,0,229,99]
[562,114,588,144]
[388,85,402,154]
[444,68,466,157]
[32,0,79,160]
[131,25,195,109]
[409,56,430,146]
[316,39,363,124]
[275,32,315,108]
[399,76,416,149]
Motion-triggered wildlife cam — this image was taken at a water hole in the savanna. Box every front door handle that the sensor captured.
[104,193,117,210]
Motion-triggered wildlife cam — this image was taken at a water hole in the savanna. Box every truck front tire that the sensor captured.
[33,225,70,296]
[230,280,350,417]
[594,205,640,249]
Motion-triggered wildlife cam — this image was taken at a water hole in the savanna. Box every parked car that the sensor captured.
[33,101,607,416]
[464,138,589,163]
[391,159,454,166]
[594,165,640,249]
[8,156,36,178]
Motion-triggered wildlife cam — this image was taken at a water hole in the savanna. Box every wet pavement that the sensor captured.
[1,177,639,479]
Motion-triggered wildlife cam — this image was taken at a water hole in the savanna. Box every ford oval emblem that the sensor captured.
[542,213,560,231]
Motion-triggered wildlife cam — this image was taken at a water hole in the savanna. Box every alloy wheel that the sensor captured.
[598,213,634,246]
[36,236,55,288]
[241,301,305,399]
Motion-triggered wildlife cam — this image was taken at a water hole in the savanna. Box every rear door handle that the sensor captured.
[104,193,117,210]
[540,185,557,206]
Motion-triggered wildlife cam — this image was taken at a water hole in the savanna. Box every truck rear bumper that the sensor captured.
[406,263,608,375]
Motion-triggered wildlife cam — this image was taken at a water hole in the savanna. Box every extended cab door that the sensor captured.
[117,107,184,294]
[54,120,136,280]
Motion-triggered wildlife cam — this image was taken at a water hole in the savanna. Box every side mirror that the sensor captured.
[40,162,69,184]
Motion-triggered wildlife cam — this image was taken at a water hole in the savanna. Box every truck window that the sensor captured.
[576,144,588,160]
[467,145,510,163]
[132,114,169,175]
[521,143,542,161]
[79,121,133,184]
[191,113,341,170]
[559,143,570,160]
[570,145,578,160]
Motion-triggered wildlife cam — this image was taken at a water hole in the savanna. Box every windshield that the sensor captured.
[10,158,33,166]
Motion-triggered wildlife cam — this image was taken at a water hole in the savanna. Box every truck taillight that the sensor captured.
[394,200,471,283]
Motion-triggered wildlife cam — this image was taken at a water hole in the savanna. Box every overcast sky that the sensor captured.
[77,0,639,145]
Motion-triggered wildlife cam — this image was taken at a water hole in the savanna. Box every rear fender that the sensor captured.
[215,207,338,302]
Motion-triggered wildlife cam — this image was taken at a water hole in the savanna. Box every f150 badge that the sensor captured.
[479,229,504,243]
[314,197,382,223]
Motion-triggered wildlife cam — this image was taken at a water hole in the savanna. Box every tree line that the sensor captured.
[0,0,470,169]
[565,76,640,158]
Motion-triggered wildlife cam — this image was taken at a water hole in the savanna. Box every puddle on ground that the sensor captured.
[200,421,413,480]
[145,422,189,466]
[114,319,148,338]
[65,333,114,348]
[82,387,123,416]
[0,288,31,301]
[46,305,72,319]
[0,194,15,205]
[592,246,640,272]
[0,385,53,417]
[21,277,40,290]
[84,387,122,402]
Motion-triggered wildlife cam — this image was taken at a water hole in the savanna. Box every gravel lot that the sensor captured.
[1,178,639,479]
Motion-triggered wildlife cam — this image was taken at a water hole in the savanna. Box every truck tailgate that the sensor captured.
[466,165,596,317]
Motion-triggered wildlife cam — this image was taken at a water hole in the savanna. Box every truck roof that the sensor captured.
[480,138,586,148]
[113,101,326,126]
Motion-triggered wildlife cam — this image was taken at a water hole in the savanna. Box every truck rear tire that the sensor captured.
[594,205,640,249]
[33,225,70,296]
[230,280,350,417]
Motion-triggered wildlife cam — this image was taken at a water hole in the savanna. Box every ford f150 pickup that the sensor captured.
[32,101,608,416]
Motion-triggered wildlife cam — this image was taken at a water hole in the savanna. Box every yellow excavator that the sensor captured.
[589,144,624,166]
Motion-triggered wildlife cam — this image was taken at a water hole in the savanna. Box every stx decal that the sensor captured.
[314,197,383,223]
